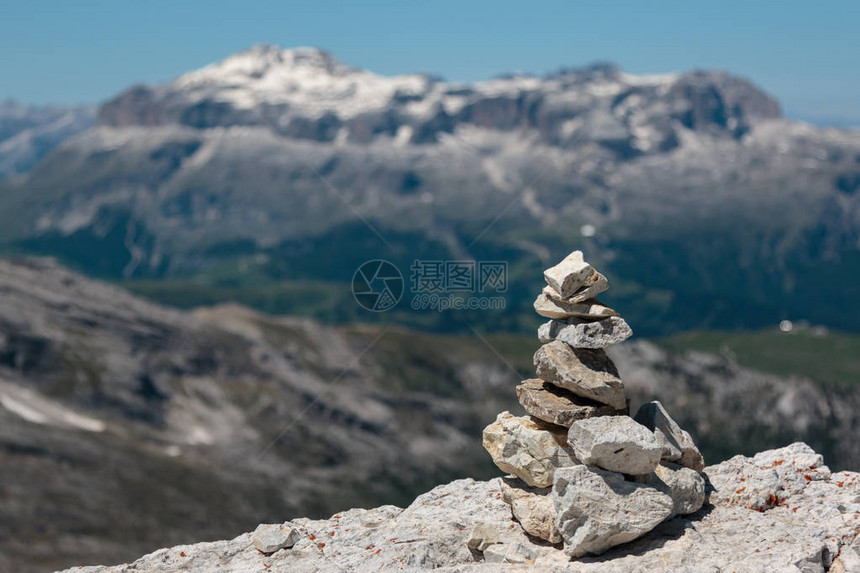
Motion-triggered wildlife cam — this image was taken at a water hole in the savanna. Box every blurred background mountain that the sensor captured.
[0,100,95,178]
[2,45,858,336]
[0,1,858,571]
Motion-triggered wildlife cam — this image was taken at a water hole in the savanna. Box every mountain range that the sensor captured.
[0,45,858,336]
[0,99,94,179]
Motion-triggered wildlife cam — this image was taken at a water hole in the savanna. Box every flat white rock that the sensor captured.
[538,316,633,348]
[568,416,662,475]
[533,294,617,320]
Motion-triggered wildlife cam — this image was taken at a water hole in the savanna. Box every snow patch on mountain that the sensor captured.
[174,45,433,119]
[0,379,106,432]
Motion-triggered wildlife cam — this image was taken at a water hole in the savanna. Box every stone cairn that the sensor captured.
[479,250,707,559]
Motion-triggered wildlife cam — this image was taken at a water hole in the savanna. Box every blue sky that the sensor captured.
[2,0,858,124]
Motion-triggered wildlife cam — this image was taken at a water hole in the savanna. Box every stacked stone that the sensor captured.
[481,250,707,560]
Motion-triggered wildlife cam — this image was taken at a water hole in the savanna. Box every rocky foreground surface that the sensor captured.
[59,443,860,573]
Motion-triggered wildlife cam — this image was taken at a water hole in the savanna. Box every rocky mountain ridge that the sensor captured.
[97,44,780,147]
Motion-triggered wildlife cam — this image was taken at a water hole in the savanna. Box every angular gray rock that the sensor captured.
[543,251,596,299]
[482,412,578,487]
[483,541,537,564]
[466,523,499,551]
[533,294,617,320]
[538,316,633,348]
[567,416,662,475]
[251,524,301,554]
[552,464,674,558]
[635,463,705,517]
[500,477,562,544]
[516,378,624,427]
[56,444,860,573]
[633,401,705,472]
[533,341,626,410]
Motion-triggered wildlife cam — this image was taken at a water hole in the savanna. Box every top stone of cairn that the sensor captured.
[543,250,597,299]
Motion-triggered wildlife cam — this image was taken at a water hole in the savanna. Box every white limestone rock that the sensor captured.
[466,522,499,551]
[706,442,832,511]
[482,412,578,488]
[483,541,538,564]
[543,251,597,298]
[538,316,633,349]
[533,341,627,410]
[552,464,674,558]
[251,523,302,554]
[752,442,832,486]
[500,476,563,544]
[533,294,617,320]
[567,416,662,475]
[633,400,705,472]
[635,463,705,517]
[55,444,860,573]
